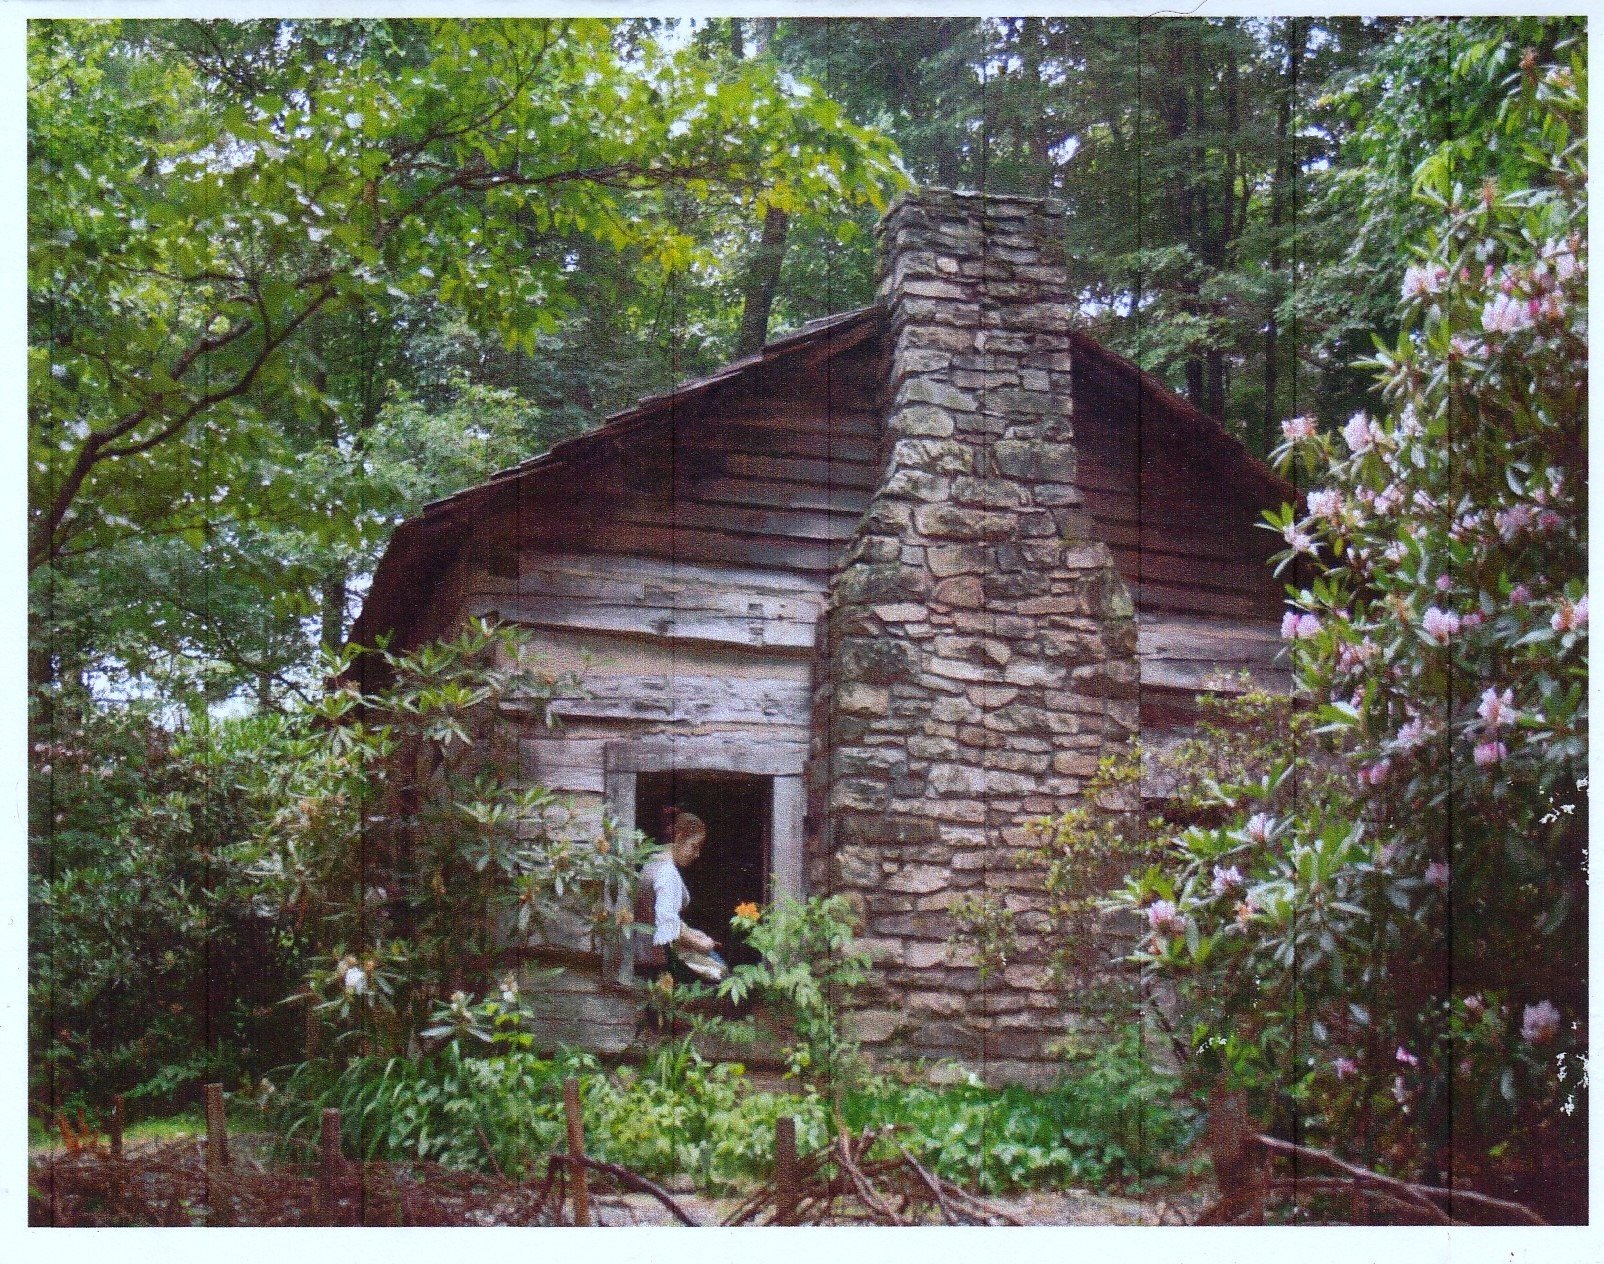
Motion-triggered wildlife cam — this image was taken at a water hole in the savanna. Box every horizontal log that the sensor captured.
[603,734,809,777]
[468,593,818,652]
[558,521,844,576]
[1137,612,1283,663]
[704,399,880,437]
[1131,580,1284,621]
[481,566,825,624]
[681,476,875,516]
[1141,659,1291,694]
[546,674,814,727]
[720,452,880,490]
[521,738,609,794]
[620,497,862,544]
[507,549,827,595]
[696,423,878,465]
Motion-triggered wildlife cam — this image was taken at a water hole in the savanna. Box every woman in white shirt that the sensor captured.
[637,807,720,983]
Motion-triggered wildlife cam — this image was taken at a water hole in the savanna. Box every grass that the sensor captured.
[29,1104,268,1155]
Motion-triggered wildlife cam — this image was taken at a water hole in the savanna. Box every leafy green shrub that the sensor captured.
[29,691,299,1118]
[240,619,653,1056]
[720,895,873,1091]
[268,1039,830,1193]
[844,1028,1199,1193]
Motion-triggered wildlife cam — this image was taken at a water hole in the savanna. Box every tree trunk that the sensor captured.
[734,205,791,357]
[1260,19,1307,455]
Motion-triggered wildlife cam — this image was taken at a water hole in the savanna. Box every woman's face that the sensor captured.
[671,829,705,868]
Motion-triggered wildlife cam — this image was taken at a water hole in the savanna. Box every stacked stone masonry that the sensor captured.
[810,191,1140,1085]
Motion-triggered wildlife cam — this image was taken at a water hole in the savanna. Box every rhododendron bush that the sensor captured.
[1116,43,1586,1217]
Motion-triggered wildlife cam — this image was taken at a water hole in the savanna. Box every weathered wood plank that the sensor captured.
[546,675,814,726]
[476,566,825,623]
[509,550,828,595]
[622,497,862,543]
[521,738,609,793]
[1141,659,1291,694]
[680,476,875,516]
[603,735,809,777]
[695,423,879,464]
[468,593,819,652]
[1137,613,1283,664]
[720,452,880,490]
[560,521,845,576]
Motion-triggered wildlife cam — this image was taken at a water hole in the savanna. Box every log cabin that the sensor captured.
[350,189,1295,1083]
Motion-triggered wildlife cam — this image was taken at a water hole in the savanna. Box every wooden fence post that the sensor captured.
[774,1116,799,1226]
[204,1083,229,1171]
[563,1078,591,1227]
[204,1082,231,1225]
[109,1094,125,1161]
[320,1107,343,1224]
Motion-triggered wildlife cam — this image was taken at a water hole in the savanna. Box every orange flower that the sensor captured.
[655,972,675,994]
[734,901,760,921]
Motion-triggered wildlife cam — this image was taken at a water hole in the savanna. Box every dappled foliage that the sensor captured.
[240,619,650,1057]
[29,694,299,1114]
[1116,37,1587,1219]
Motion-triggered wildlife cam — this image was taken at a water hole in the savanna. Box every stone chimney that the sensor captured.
[810,189,1139,1084]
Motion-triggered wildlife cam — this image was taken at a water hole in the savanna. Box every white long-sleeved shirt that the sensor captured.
[641,853,690,946]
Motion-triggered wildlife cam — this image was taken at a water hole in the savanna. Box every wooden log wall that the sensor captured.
[1072,349,1289,624]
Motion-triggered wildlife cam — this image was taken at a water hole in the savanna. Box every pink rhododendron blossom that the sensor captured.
[1509,584,1532,605]
[1495,503,1534,539]
[1281,415,1318,443]
[1282,524,1316,555]
[1551,595,1588,633]
[1522,1000,1562,1044]
[1537,509,1563,532]
[1281,611,1321,640]
[1146,900,1184,937]
[1395,718,1429,750]
[1478,687,1516,729]
[1305,488,1343,520]
[1474,740,1507,767]
[1463,994,1485,1018]
[1461,611,1483,628]
[1360,760,1392,788]
[1425,861,1450,889]
[1383,541,1407,564]
[1449,333,1481,358]
[1422,607,1461,642]
[1402,264,1448,298]
[1435,574,1453,592]
[1542,238,1581,283]
[1342,411,1375,454]
[1211,864,1245,896]
[1333,1057,1358,1080]
[1245,813,1273,844]
[1483,291,1534,334]
[1395,1045,1420,1067]
[1392,1075,1409,1106]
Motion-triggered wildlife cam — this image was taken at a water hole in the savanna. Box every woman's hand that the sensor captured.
[680,927,716,953]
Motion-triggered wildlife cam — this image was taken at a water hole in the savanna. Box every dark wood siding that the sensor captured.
[470,341,882,579]
[1072,348,1288,622]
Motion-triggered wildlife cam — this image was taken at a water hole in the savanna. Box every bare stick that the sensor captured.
[563,1078,591,1227]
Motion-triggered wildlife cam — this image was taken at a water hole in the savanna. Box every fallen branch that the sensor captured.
[1254,1133,1548,1227]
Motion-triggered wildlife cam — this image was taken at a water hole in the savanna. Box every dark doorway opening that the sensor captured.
[636,770,770,969]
